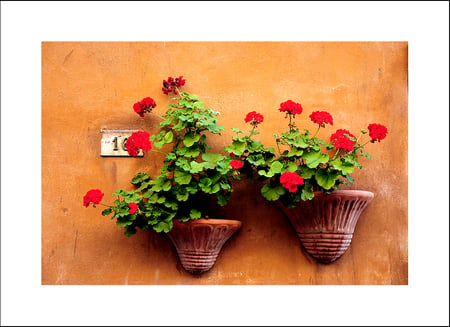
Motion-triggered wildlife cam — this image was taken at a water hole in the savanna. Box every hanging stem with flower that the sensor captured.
[83,76,243,236]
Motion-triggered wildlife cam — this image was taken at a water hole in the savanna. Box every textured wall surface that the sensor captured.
[42,42,408,285]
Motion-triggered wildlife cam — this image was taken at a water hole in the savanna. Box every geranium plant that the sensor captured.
[84,77,240,236]
[227,99,388,208]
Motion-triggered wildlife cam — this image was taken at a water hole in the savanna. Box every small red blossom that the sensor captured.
[309,111,333,127]
[280,171,304,193]
[368,123,388,143]
[125,131,152,157]
[330,129,356,151]
[133,97,156,117]
[230,160,244,169]
[83,189,104,207]
[244,111,264,126]
[162,76,186,95]
[278,100,303,117]
[128,203,139,215]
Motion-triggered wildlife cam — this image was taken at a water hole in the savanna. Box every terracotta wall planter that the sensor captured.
[167,218,242,274]
[276,190,374,264]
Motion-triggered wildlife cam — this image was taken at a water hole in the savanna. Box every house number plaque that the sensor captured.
[100,129,144,157]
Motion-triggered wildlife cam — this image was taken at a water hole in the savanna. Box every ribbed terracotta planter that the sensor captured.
[167,218,242,274]
[276,190,374,264]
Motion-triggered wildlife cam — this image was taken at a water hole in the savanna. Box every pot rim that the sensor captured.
[172,218,242,227]
[313,189,374,197]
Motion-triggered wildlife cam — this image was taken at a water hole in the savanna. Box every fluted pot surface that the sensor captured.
[277,190,374,264]
[167,218,242,274]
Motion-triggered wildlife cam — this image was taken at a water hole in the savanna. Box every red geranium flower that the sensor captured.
[125,131,152,157]
[368,123,388,143]
[330,129,356,151]
[278,100,303,117]
[128,203,139,215]
[133,97,156,117]
[280,171,304,193]
[309,111,333,127]
[230,160,244,169]
[162,76,186,95]
[244,111,264,125]
[83,189,104,207]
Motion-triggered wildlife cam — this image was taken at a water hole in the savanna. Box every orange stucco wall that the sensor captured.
[42,42,408,285]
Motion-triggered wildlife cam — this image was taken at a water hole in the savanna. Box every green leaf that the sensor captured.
[231,141,246,155]
[286,162,298,173]
[258,169,274,178]
[165,153,177,161]
[359,150,372,159]
[176,192,189,201]
[162,180,172,191]
[288,148,303,157]
[216,191,231,206]
[270,161,283,174]
[299,166,315,179]
[202,152,225,165]
[189,161,204,173]
[247,140,264,152]
[247,154,266,167]
[261,184,286,201]
[116,218,133,227]
[154,221,172,233]
[292,135,309,148]
[183,132,201,147]
[206,123,225,134]
[315,168,339,190]
[303,151,329,168]
[163,131,174,144]
[210,183,220,194]
[301,182,314,201]
[330,158,355,174]
[131,172,150,185]
[163,201,178,210]
[101,208,112,216]
[184,146,201,158]
[174,169,192,185]
[199,178,212,193]
[124,226,137,237]
[190,209,202,219]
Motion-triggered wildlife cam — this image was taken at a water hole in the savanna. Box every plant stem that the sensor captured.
[151,149,168,155]
[356,132,363,143]
[276,141,283,156]
[355,140,371,151]
[98,203,113,208]
[331,149,340,160]
[312,125,321,139]
[289,114,293,133]
[248,126,256,138]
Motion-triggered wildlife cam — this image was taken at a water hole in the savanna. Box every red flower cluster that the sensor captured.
[280,171,304,193]
[83,189,104,207]
[368,123,388,143]
[230,160,244,169]
[278,100,303,117]
[162,76,186,95]
[128,203,139,214]
[125,131,152,157]
[244,111,264,126]
[309,111,333,127]
[133,97,156,117]
[330,129,356,151]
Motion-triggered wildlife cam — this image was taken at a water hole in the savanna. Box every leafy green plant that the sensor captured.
[84,77,240,236]
[227,100,388,208]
